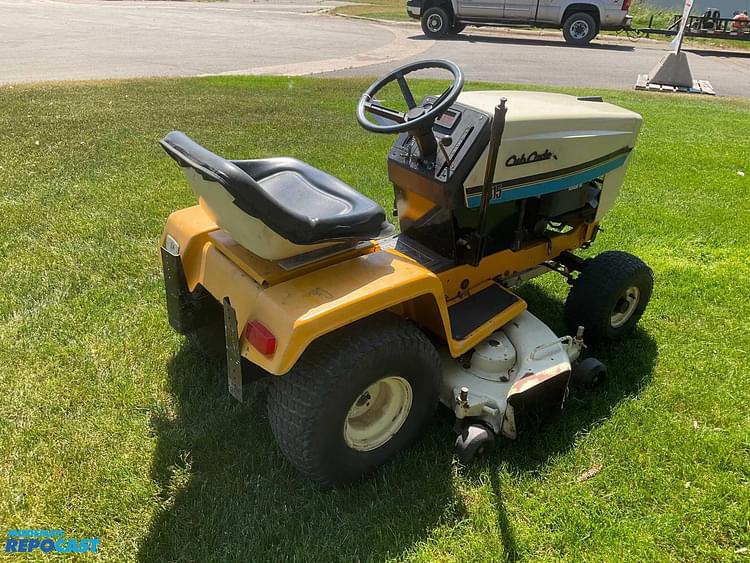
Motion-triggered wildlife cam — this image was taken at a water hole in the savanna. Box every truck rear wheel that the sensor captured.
[267,313,440,486]
[421,7,451,38]
[562,12,599,45]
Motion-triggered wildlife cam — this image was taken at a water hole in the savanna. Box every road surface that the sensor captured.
[1,0,748,96]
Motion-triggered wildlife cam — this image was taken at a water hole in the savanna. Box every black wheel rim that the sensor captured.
[427,13,443,32]
[570,20,590,39]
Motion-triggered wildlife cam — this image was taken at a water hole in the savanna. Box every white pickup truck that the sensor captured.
[407,0,633,45]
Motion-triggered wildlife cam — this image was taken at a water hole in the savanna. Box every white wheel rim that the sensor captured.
[427,14,443,32]
[611,286,640,328]
[570,20,590,39]
[343,376,412,452]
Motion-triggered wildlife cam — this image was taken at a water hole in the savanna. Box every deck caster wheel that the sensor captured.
[454,423,495,464]
[572,357,607,388]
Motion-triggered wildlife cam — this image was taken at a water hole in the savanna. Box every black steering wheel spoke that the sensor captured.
[363,100,407,125]
[396,74,417,110]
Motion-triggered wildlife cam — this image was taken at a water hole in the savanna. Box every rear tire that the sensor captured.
[562,12,598,45]
[421,7,451,38]
[267,313,440,486]
[564,251,653,344]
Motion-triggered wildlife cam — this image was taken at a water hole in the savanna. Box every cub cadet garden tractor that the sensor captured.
[159,60,653,486]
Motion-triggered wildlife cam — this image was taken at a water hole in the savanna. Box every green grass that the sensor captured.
[0,75,749,562]
[629,0,678,30]
[334,0,412,20]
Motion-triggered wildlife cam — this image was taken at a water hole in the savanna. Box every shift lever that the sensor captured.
[438,135,453,168]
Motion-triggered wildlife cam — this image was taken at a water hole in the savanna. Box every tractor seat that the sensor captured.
[160,131,393,247]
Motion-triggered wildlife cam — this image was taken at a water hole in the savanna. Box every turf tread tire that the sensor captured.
[564,251,653,344]
[267,313,440,486]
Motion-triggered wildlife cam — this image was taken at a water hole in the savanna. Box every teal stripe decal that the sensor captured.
[466,154,628,208]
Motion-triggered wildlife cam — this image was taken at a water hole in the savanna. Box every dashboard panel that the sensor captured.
[387,97,490,209]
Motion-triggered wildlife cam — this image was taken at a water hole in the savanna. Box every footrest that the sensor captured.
[448,284,523,341]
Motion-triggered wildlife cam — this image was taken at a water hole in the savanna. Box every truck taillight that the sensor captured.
[245,320,276,356]
[622,0,631,10]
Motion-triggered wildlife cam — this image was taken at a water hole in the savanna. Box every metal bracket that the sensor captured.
[223,297,243,402]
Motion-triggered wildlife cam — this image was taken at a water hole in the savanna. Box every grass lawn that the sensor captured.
[1,75,749,562]
[334,0,412,21]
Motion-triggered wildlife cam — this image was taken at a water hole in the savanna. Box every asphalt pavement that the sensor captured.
[328,28,750,97]
[1,0,748,96]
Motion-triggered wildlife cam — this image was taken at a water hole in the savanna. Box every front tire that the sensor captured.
[267,313,440,486]
[562,12,599,45]
[421,7,451,38]
[564,251,653,344]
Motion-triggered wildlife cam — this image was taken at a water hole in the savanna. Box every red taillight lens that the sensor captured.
[245,320,276,355]
[622,0,630,10]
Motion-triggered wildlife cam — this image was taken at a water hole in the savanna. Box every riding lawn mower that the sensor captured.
[159,60,653,486]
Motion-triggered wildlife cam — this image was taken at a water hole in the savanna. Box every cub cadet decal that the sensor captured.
[505,149,557,167]
[464,146,632,208]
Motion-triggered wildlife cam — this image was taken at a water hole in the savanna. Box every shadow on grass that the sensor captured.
[138,283,656,562]
[138,345,464,562]
[464,283,657,561]
[408,32,636,52]
[489,282,657,473]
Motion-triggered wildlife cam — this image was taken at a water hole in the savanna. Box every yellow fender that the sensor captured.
[163,206,527,375]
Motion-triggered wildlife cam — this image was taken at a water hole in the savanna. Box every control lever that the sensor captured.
[438,135,453,166]
[437,135,454,179]
[474,97,508,265]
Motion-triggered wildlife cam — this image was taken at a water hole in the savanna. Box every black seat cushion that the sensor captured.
[160,131,392,245]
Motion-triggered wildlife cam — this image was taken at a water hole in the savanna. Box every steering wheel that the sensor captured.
[356,59,464,135]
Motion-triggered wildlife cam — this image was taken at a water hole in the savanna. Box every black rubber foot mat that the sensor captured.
[448,284,520,341]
